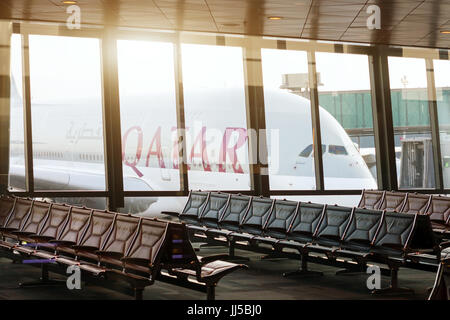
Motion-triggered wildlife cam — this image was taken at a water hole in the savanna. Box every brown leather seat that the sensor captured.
[49,207,93,256]
[70,210,116,261]
[0,197,16,227]
[0,197,246,300]
[28,204,72,244]
[10,201,52,242]
[13,203,71,255]
[357,190,385,210]
[165,223,247,299]
[94,215,141,267]
[426,196,450,234]
[401,193,432,214]
[0,198,33,235]
[121,218,168,273]
[377,191,407,212]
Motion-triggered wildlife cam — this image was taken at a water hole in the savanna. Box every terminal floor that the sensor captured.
[0,246,436,300]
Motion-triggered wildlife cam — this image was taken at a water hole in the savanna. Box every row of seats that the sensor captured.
[165,191,437,258]
[164,191,439,293]
[358,190,450,236]
[0,195,246,300]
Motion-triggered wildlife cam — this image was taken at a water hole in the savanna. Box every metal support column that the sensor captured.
[0,22,12,192]
[425,58,444,191]
[22,33,34,193]
[307,51,324,191]
[368,46,397,191]
[101,29,124,211]
[173,36,189,194]
[243,39,270,197]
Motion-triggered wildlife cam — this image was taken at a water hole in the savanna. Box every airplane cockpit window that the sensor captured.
[298,144,313,158]
[298,144,329,158]
[328,145,348,155]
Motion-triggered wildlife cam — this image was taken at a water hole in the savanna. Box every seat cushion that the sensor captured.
[441,248,450,262]
[55,257,80,266]
[0,240,16,250]
[33,251,57,260]
[172,260,243,281]
[14,246,36,255]
[79,264,107,276]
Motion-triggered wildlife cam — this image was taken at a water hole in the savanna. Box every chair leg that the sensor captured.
[206,285,216,301]
[428,262,448,300]
[283,250,323,277]
[371,265,414,295]
[134,287,144,300]
[260,252,287,260]
[225,239,249,262]
[19,264,66,287]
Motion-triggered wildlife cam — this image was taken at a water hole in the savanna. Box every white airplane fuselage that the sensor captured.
[9,89,376,214]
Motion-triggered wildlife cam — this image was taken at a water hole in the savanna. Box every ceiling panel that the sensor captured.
[0,0,449,49]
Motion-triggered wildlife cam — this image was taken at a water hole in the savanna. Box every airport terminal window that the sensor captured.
[9,34,26,191]
[433,59,450,189]
[117,40,180,192]
[388,56,435,189]
[316,52,377,190]
[181,44,251,191]
[261,49,315,190]
[28,35,106,191]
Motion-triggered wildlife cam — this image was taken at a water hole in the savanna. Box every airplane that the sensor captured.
[8,76,376,215]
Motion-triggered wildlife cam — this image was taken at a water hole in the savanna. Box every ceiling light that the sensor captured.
[268,16,283,20]
[62,1,77,4]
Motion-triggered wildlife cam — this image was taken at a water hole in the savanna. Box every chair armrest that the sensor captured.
[49,240,77,247]
[439,241,450,250]
[198,254,230,265]
[95,250,124,260]
[72,245,99,252]
[121,257,151,267]
[11,231,35,237]
[161,211,180,217]
[29,235,55,243]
